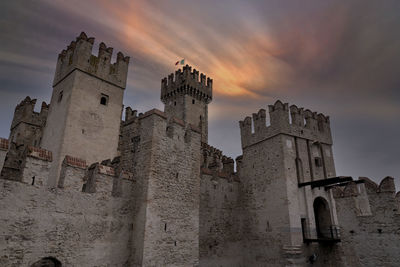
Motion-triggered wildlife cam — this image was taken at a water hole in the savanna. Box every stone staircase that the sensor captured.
[282,245,306,267]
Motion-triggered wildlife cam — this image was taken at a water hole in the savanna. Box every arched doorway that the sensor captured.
[30,257,62,267]
[313,197,332,238]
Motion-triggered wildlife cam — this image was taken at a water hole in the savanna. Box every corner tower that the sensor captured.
[40,32,130,186]
[161,65,212,143]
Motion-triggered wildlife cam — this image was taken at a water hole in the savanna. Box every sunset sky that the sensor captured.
[0,0,399,188]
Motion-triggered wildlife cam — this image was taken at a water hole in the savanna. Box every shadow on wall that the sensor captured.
[30,257,62,267]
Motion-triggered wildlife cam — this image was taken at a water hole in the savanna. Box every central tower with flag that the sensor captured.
[161,65,213,143]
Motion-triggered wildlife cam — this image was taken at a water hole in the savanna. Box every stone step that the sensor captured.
[283,245,303,255]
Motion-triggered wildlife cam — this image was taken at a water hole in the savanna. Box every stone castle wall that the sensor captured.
[1,31,399,267]
[130,109,202,266]
[0,175,135,267]
[1,98,400,267]
[333,177,400,267]
[199,170,242,267]
[118,107,141,174]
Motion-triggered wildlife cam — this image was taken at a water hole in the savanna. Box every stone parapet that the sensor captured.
[201,143,234,174]
[98,164,116,176]
[333,176,397,198]
[64,155,87,169]
[161,65,212,104]
[54,32,129,88]
[10,97,48,131]
[240,100,333,148]
[27,146,52,162]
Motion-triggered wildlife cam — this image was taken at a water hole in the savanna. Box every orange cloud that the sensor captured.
[44,0,351,100]
[96,0,295,98]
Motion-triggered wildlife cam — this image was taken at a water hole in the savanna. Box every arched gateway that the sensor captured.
[313,197,333,238]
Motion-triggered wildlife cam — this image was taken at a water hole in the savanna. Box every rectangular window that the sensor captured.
[100,94,109,106]
[301,218,308,241]
[58,91,63,102]
[315,157,323,167]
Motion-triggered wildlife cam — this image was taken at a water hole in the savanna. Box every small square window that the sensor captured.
[315,157,323,167]
[58,91,63,102]
[100,94,109,106]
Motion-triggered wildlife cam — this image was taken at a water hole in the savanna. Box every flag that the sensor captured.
[175,59,185,65]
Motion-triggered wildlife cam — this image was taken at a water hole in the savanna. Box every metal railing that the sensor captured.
[317,225,341,240]
[303,225,341,243]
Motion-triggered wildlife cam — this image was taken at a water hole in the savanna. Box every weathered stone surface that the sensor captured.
[130,111,202,266]
[161,65,211,143]
[0,32,399,267]
[0,179,135,267]
[334,177,400,267]
[199,171,242,267]
[41,32,129,187]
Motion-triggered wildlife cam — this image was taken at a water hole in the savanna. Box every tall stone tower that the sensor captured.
[239,100,341,265]
[161,65,212,143]
[40,32,129,187]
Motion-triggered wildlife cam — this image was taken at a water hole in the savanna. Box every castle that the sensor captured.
[0,32,399,267]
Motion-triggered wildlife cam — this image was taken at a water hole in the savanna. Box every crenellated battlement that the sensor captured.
[64,155,87,169]
[27,146,52,162]
[9,96,48,146]
[56,154,134,197]
[139,108,201,134]
[124,106,139,123]
[54,32,130,88]
[10,96,48,132]
[333,176,397,199]
[161,65,213,104]
[0,143,52,186]
[201,143,235,175]
[239,100,332,148]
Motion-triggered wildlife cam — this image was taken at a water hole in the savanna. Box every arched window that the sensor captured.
[100,94,109,106]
